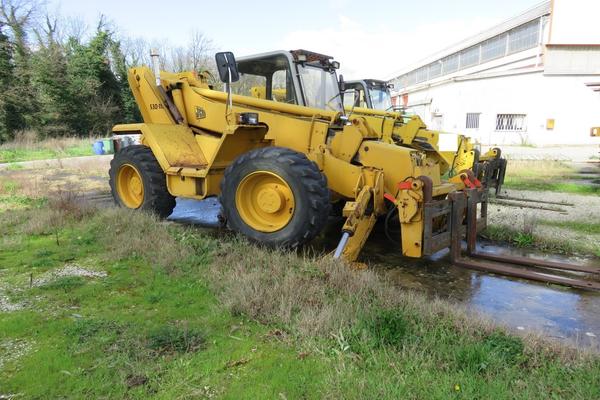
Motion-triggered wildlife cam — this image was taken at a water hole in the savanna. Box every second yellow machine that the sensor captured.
[109,50,488,262]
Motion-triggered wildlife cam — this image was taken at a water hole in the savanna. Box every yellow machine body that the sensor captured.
[341,79,503,177]
[345,106,478,176]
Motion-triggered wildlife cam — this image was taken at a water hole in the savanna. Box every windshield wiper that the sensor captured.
[324,92,342,112]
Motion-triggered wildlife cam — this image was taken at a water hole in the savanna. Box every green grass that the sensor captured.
[502,159,599,194]
[0,203,599,399]
[0,180,48,212]
[503,178,600,195]
[0,142,93,163]
[483,225,600,257]
[539,220,600,235]
[0,212,330,399]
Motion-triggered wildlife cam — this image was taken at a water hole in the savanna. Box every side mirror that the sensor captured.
[215,52,240,83]
[387,83,394,89]
[338,74,346,92]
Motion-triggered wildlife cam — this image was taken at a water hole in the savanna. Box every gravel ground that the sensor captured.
[33,264,107,287]
[0,338,33,371]
[0,291,24,312]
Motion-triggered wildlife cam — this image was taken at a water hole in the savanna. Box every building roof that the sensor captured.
[387,1,551,80]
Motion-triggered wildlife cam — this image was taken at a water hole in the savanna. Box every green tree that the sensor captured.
[0,0,38,134]
[0,22,16,142]
[65,24,123,135]
[109,38,140,123]
[30,16,75,137]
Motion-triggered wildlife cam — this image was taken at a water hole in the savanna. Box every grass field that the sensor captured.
[502,160,600,195]
[1,189,599,399]
[0,132,95,164]
[483,224,600,257]
[486,159,600,257]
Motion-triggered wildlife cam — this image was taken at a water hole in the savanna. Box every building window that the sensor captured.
[428,61,442,79]
[415,66,429,83]
[466,113,480,129]
[395,17,541,89]
[459,45,480,69]
[496,114,527,131]
[481,33,507,62]
[508,19,540,54]
[442,54,459,74]
[404,70,416,86]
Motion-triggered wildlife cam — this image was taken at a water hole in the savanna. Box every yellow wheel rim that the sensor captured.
[116,164,144,209]
[235,171,295,232]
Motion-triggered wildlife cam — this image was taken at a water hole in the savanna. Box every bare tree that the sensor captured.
[118,30,216,76]
[170,46,187,72]
[32,13,57,46]
[0,0,39,52]
[188,30,213,72]
[121,36,150,66]
[60,15,88,44]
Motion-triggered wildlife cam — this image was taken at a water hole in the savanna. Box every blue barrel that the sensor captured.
[92,141,104,155]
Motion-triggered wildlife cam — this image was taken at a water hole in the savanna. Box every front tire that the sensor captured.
[109,145,176,218]
[220,147,331,248]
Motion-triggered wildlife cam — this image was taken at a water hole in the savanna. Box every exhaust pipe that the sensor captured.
[148,49,184,124]
[150,49,161,87]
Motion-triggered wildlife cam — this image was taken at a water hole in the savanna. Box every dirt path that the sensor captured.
[0,154,111,171]
[0,155,112,207]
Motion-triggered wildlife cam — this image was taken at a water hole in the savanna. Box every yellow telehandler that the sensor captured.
[108,49,599,291]
[109,49,473,260]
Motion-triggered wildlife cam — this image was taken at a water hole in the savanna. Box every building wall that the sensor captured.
[389,1,600,146]
[404,72,600,146]
[550,0,600,45]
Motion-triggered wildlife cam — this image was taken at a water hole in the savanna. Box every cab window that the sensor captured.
[343,84,367,109]
[231,54,297,104]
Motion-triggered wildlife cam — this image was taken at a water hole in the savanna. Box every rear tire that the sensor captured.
[109,145,176,218]
[220,147,331,248]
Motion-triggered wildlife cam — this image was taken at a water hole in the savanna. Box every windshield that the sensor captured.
[368,86,392,110]
[297,64,343,112]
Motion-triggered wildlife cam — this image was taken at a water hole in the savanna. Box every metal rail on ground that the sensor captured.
[447,189,600,291]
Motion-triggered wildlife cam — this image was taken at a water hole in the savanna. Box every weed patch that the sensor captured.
[350,308,410,351]
[454,331,524,375]
[90,208,190,270]
[513,232,535,247]
[146,324,205,354]
[39,276,86,292]
[66,318,127,343]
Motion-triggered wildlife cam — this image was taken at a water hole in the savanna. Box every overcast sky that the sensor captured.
[47,0,543,79]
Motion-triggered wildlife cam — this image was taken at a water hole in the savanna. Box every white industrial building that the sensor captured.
[389,0,600,146]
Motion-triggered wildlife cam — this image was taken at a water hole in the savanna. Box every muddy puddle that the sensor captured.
[168,197,600,350]
[362,232,600,350]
